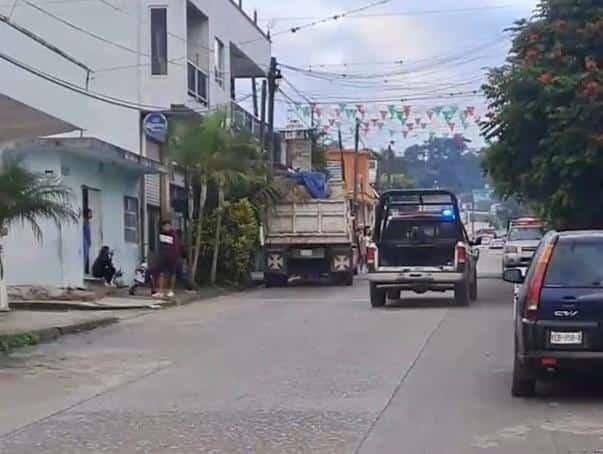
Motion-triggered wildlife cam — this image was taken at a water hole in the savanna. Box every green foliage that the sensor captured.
[481,0,603,229]
[377,138,484,192]
[0,333,40,352]
[0,158,77,241]
[194,199,259,285]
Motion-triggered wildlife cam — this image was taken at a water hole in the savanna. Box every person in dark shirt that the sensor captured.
[92,246,116,286]
[154,220,180,298]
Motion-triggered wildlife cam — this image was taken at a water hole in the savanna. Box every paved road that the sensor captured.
[2,251,603,453]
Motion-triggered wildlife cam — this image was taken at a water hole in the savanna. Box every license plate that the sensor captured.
[300,249,313,257]
[550,331,583,345]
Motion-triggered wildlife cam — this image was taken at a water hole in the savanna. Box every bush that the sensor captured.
[195,198,259,285]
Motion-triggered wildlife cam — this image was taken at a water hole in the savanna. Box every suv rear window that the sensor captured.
[545,239,603,287]
[382,220,458,242]
[508,227,544,241]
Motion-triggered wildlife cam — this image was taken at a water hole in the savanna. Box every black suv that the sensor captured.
[504,230,603,397]
[367,189,479,308]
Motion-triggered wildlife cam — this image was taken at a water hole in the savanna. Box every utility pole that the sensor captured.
[259,80,267,153]
[267,57,281,168]
[338,128,345,181]
[353,118,360,228]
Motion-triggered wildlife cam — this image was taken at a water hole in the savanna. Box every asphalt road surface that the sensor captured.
[2,250,603,453]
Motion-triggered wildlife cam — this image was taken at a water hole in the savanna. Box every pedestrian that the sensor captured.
[358,228,367,274]
[153,220,180,298]
[92,246,116,286]
[82,208,92,274]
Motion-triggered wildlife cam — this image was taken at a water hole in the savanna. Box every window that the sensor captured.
[214,38,225,87]
[187,61,208,105]
[545,239,603,288]
[150,8,168,75]
[124,196,139,243]
[508,227,544,241]
[381,220,458,242]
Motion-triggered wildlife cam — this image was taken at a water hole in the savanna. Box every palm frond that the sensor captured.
[0,159,78,241]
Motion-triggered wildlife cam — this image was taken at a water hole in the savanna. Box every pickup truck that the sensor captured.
[367,189,479,307]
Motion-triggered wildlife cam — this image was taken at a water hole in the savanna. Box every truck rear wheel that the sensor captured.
[265,274,287,288]
[370,283,386,308]
[344,272,354,286]
[469,273,478,301]
[454,280,470,306]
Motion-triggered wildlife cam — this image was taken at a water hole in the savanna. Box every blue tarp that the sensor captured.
[288,171,330,199]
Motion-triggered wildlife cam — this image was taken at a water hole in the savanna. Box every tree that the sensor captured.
[172,111,261,285]
[0,158,77,311]
[377,138,484,192]
[481,0,603,229]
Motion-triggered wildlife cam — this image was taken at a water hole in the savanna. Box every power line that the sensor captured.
[21,0,184,64]
[0,12,92,73]
[239,0,390,46]
[0,50,166,111]
[260,4,515,22]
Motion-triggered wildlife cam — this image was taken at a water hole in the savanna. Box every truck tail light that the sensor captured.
[367,245,377,265]
[524,242,554,321]
[456,243,467,265]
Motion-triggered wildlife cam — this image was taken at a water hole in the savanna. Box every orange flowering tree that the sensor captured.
[482,0,602,228]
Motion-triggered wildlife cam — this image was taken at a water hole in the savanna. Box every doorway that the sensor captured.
[82,187,103,274]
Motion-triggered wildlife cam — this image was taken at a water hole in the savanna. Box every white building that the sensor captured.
[0,0,271,288]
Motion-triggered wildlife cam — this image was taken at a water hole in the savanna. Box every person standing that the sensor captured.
[153,220,180,298]
[82,208,92,274]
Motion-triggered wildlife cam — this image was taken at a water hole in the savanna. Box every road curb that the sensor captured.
[0,316,119,353]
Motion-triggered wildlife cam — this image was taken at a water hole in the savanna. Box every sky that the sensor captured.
[237,0,539,153]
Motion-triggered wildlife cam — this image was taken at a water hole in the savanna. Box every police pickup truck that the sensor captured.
[367,189,479,308]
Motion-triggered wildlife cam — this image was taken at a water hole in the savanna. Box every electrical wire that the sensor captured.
[0,49,237,117]
[260,4,515,22]
[238,0,390,46]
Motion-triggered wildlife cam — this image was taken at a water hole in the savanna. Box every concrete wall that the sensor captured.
[3,150,141,287]
[0,0,270,154]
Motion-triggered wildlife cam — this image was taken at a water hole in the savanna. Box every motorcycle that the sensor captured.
[128,262,156,295]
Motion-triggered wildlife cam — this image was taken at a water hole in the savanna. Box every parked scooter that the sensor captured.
[129,262,156,295]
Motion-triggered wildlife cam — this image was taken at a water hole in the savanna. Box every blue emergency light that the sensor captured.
[441,208,455,219]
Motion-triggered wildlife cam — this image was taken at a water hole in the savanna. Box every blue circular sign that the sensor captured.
[143,112,168,143]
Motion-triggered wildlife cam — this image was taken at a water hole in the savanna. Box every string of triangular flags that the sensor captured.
[287,103,481,142]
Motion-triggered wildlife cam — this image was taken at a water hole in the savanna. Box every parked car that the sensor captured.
[367,189,479,308]
[504,230,603,397]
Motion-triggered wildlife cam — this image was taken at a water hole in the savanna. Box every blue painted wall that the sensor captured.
[4,148,141,288]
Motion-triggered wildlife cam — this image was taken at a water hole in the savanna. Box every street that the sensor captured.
[0,250,602,453]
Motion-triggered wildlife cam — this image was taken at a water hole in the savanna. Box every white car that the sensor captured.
[503,227,544,269]
[489,238,505,249]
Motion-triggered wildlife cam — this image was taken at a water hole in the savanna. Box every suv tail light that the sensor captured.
[367,244,377,265]
[524,242,554,320]
[456,243,467,265]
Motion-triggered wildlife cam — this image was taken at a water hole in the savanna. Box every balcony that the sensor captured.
[231,101,264,142]
[187,61,208,106]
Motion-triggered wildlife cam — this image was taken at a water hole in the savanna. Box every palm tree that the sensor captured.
[0,158,77,311]
[172,111,259,284]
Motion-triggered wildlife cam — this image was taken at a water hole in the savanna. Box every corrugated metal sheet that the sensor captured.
[327,160,343,181]
[145,174,160,207]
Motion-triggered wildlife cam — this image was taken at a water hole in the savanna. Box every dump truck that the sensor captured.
[264,182,355,287]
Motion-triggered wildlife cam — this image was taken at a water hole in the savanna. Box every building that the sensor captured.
[326,149,379,230]
[0,0,271,287]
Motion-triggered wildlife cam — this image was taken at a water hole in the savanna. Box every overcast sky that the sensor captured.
[239,0,539,153]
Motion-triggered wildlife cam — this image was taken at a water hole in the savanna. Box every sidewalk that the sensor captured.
[0,310,121,352]
[0,286,237,353]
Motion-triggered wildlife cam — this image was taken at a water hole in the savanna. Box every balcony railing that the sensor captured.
[231,101,265,142]
[187,61,208,106]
